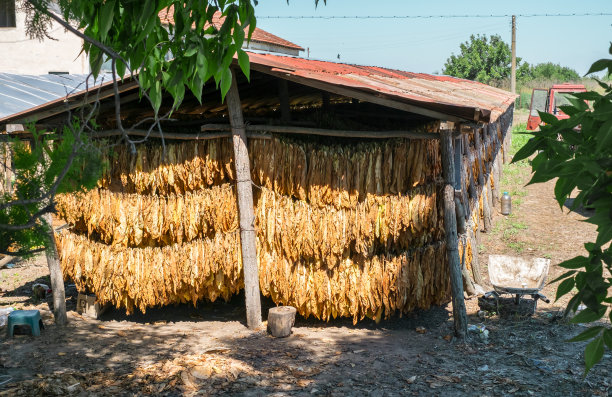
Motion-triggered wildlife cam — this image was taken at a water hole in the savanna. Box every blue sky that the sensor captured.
[253,0,611,75]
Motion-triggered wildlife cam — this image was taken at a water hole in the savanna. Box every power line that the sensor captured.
[257,13,612,19]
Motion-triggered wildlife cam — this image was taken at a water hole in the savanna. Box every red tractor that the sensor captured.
[526,84,586,131]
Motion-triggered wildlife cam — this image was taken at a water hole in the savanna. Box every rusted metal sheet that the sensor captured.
[247,52,517,123]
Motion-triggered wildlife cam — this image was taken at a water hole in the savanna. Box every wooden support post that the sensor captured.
[226,69,262,330]
[482,184,492,233]
[43,214,67,325]
[473,128,485,187]
[467,151,477,203]
[469,227,485,286]
[491,157,500,204]
[278,80,291,123]
[440,129,468,338]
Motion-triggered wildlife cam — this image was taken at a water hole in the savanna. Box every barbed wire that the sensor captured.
[257,13,612,19]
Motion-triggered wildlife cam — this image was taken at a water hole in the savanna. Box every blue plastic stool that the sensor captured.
[6,310,44,337]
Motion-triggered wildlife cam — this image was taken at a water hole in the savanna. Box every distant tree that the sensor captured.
[443,34,524,84]
[522,62,581,82]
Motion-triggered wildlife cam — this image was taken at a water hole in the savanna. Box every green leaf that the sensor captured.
[233,24,245,49]
[184,44,198,57]
[571,307,606,324]
[558,105,579,116]
[116,59,126,79]
[188,75,204,103]
[99,0,115,41]
[238,50,250,81]
[567,96,588,112]
[596,119,612,151]
[558,256,589,270]
[584,336,604,374]
[139,0,155,27]
[556,278,575,301]
[220,67,232,102]
[196,51,209,82]
[549,269,577,284]
[539,111,559,125]
[568,326,604,342]
[150,80,162,112]
[586,58,612,75]
[511,136,539,163]
[554,174,580,208]
[596,223,612,246]
[603,329,612,349]
[573,91,602,101]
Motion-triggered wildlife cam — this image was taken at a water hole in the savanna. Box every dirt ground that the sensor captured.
[0,122,610,396]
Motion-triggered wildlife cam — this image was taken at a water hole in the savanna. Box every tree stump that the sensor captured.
[268,306,297,338]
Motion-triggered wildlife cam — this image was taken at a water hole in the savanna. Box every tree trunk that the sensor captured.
[226,69,262,330]
[440,130,468,339]
[43,213,67,325]
[469,227,485,286]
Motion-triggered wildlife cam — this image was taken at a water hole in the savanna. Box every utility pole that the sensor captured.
[511,15,516,94]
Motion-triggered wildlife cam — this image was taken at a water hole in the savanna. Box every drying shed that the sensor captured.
[1,53,516,325]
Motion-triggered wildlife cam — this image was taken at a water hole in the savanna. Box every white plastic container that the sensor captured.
[0,307,15,327]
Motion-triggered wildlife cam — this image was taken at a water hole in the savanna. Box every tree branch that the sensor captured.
[0,247,47,257]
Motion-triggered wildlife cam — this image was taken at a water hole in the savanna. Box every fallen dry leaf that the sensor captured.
[416,326,427,334]
[296,379,312,387]
[443,334,452,341]
[191,365,213,380]
[180,371,197,390]
[434,375,461,383]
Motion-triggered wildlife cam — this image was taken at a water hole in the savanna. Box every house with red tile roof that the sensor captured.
[158,6,304,56]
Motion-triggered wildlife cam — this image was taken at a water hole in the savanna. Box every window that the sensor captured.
[530,89,548,117]
[0,0,16,28]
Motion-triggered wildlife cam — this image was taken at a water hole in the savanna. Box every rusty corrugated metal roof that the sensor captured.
[246,52,517,123]
[158,7,304,52]
[0,52,516,125]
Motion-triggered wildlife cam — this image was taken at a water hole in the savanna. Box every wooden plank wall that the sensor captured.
[458,103,515,287]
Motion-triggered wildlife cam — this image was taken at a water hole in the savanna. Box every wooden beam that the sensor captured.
[226,69,262,330]
[439,129,468,339]
[201,124,446,140]
[250,63,466,122]
[92,129,271,141]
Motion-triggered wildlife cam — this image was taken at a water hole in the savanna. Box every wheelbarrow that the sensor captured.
[483,255,551,315]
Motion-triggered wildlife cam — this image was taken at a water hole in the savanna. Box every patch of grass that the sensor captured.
[498,217,528,240]
[508,241,526,254]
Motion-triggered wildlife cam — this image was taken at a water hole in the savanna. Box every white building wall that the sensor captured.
[0,8,87,75]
